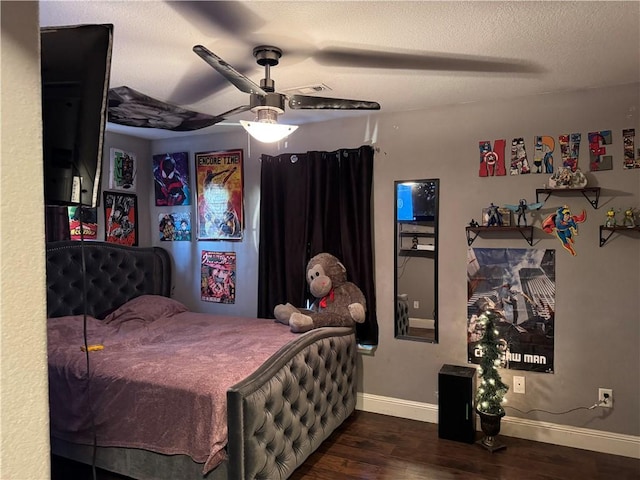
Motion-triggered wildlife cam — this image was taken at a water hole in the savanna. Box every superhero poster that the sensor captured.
[103,191,138,246]
[67,206,98,240]
[467,247,555,373]
[153,152,191,206]
[158,212,191,241]
[201,250,236,304]
[109,148,137,191]
[194,149,243,240]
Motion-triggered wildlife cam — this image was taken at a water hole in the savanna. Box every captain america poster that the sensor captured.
[467,247,555,373]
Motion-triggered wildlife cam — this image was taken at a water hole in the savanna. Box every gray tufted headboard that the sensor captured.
[46,241,171,319]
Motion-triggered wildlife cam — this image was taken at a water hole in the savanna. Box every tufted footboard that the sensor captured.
[227,326,357,480]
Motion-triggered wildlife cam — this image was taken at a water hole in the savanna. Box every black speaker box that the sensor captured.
[438,364,477,443]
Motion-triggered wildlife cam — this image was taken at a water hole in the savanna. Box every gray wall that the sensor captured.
[124,83,638,438]
[100,133,153,246]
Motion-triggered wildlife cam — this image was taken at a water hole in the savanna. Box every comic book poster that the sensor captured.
[109,148,137,191]
[467,247,555,373]
[195,149,243,240]
[153,152,191,206]
[158,212,191,241]
[201,250,236,303]
[103,191,138,246]
[67,206,98,240]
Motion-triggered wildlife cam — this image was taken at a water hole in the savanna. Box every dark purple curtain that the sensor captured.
[257,145,378,345]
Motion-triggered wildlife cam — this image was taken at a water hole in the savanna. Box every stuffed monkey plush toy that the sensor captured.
[274,252,366,333]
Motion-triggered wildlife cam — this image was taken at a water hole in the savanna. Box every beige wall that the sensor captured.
[0,1,50,479]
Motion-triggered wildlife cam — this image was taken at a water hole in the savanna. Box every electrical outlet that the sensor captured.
[598,388,613,408]
[413,301,419,309]
[513,376,525,394]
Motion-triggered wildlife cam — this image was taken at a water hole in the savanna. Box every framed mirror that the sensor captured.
[394,179,439,343]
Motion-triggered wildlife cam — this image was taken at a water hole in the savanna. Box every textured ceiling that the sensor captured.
[39,1,640,140]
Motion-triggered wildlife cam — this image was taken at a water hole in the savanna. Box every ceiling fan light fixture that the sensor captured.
[240,120,298,143]
[239,108,298,143]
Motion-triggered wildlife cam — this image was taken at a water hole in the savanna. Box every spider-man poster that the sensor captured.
[153,152,191,206]
[195,149,243,240]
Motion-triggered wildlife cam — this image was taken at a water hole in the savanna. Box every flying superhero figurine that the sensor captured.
[542,205,587,256]
[504,199,544,227]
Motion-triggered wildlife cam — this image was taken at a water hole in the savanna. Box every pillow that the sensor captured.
[103,295,188,325]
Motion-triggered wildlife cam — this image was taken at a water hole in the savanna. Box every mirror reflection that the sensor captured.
[394,179,439,342]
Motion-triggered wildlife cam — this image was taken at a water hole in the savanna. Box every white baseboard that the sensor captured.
[409,317,435,329]
[356,392,640,459]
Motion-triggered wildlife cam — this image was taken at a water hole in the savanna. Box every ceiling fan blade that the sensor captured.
[166,1,264,39]
[216,104,252,118]
[289,95,380,110]
[193,45,266,95]
[313,47,544,74]
[170,62,256,106]
[107,86,224,132]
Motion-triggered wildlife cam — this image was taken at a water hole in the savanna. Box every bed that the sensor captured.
[46,240,357,480]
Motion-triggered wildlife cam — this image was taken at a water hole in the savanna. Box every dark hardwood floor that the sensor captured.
[52,410,639,480]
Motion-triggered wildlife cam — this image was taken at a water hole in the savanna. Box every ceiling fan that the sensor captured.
[192,44,381,141]
[107,44,381,139]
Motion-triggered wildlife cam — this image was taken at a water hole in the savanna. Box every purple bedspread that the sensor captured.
[47,298,298,473]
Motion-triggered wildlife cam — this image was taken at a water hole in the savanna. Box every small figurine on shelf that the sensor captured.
[486,203,503,226]
[469,219,480,228]
[604,208,618,228]
[622,207,637,228]
[548,167,588,189]
[504,199,544,227]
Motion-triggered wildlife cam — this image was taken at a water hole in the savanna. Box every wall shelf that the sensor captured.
[599,225,640,247]
[466,226,534,246]
[399,248,436,257]
[399,225,436,253]
[399,232,435,238]
[535,187,601,210]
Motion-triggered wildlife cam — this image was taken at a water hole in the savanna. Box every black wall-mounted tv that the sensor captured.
[396,180,438,223]
[41,24,113,207]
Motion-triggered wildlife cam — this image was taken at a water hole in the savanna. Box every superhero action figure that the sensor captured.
[542,205,587,256]
[486,203,503,226]
[604,208,617,228]
[622,207,637,228]
[504,199,544,227]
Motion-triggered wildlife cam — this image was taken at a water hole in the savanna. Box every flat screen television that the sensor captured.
[396,180,438,223]
[41,24,113,207]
